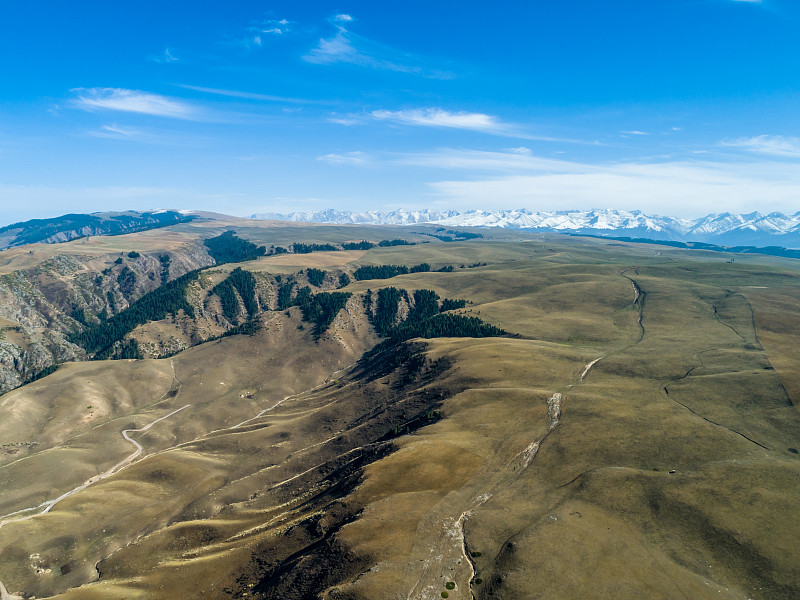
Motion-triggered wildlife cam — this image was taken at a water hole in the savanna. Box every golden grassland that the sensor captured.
[0,223,798,599]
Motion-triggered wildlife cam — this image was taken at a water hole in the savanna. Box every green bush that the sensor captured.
[306,268,327,287]
[445,581,455,590]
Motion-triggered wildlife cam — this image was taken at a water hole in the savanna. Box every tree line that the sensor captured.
[204,231,267,264]
[212,267,258,323]
[205,231,420,265]
[69,270,199,356]
[353,263,431,281]
[298,291,352,338]
[362,286,505,356]
[306,268,326,287]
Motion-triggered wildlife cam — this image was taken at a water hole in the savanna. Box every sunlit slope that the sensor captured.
[0,232,797,599]
[330,260,800,599]
[0,302,377,597]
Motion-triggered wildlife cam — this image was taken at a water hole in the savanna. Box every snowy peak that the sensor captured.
[250,208,460,225]
[250,208,800,246]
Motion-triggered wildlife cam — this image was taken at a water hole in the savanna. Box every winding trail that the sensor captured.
[0,404,190,528]
[422,269,646,598]
[406,390,567,600]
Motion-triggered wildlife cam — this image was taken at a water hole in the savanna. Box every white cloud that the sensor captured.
[260,18,291,35]
[240,18,293,43]
[370,108,504,132]
[71,88,197,119]
[317,151,370,165]
[621,130,649,136]
[722,135,800,157]
[103,124,141,136]
[89,124,145,140]
[305,32,363,65]
[327,116,361,126]
[150,48,179,63]
[416,149,800,216]
[303,20,452,78]
[177,84,327,106]
[365,108,585,142]
[398,149,574,172]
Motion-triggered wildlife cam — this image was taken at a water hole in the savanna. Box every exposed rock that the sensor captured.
[0,243,214,395]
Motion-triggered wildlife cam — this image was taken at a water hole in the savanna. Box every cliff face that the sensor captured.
[0,243,214,394]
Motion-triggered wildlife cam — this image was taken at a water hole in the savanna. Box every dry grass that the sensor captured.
[0,226,799,599]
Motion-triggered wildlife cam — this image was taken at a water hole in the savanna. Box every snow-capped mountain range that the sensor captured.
[250,208,800,247]
[251,208,461,226]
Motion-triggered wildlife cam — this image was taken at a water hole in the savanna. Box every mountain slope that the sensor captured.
[0,210,195,250]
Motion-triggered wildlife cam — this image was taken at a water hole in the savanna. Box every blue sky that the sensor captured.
[1,0,799,225]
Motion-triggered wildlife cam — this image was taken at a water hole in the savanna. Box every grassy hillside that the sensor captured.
[0,220,798,599]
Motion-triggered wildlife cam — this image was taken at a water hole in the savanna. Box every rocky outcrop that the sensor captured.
[0,243,214,395]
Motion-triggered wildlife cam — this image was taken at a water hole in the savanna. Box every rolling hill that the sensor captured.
[0,214,798,599]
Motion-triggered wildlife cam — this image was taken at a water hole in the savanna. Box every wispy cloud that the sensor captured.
[317,151,370,165]
[90,123,144,138]
[150,48,180,63]
[71,88,198,119]
[722,135,800,157]
[303,16,453,78]
[256,17,292,36]
[621,130,649,136]
[327,115,361,126]
[397,148,578,172]
[86,124,188,145]
[370,108,502,132]
[410,148,800,216]
[367,108,576,141]
[177,84,328,105]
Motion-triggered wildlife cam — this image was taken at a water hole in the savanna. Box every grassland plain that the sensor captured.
[0,218,798,599]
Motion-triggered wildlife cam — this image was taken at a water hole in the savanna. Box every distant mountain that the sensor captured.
[0,210,195,250]
[250,208,461,225]
[250,208,800,247]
